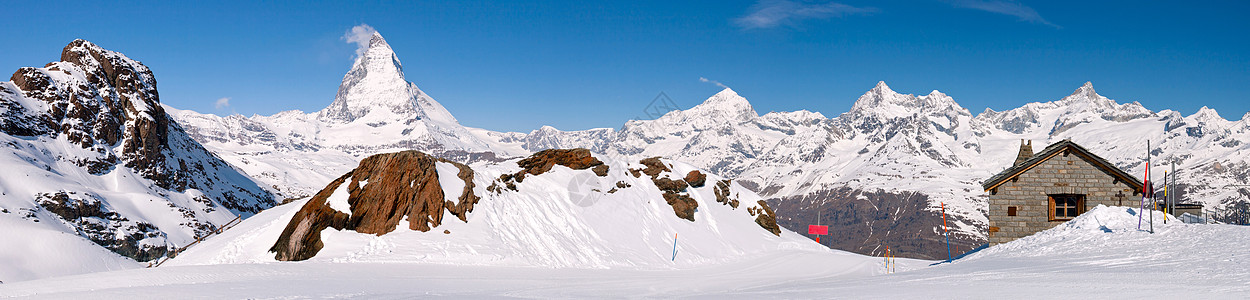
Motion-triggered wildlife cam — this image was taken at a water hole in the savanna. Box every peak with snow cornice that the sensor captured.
[318,31,458,125]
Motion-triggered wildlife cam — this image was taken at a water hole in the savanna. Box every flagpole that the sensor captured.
[1145,140,1150,230]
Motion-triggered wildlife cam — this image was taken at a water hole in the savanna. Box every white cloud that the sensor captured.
[945,0,1059,28]
[699,77,729,89]
[734,0,877,29]
[214,97,230,110]
[343,24,378,59]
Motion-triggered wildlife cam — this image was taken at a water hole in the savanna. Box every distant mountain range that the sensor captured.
[4,32,1242,279]
[171,31,1250,259]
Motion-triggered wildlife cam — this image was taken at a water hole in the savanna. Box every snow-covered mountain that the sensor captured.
[480,81,1250,260]
[169,32,516,200]
[0,40,275,282]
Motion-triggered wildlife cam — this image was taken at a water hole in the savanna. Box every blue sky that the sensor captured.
[2,1,1248,132]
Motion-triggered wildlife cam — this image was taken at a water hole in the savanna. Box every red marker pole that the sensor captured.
[942,202,951,262]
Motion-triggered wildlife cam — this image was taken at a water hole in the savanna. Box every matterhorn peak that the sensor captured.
[318,31,457,126]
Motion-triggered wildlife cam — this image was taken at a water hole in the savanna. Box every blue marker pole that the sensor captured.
[671,233,678,261]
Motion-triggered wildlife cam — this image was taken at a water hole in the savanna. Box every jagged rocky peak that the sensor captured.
[6,39,169,172]
[1068,81,1098,99]
[318,31,458,125]
[847,81,965,119]
[1043,81,1153,125]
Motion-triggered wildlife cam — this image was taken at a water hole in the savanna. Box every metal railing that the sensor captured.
[147,215,243,268]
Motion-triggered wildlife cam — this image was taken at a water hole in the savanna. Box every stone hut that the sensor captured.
[982,140,1143,245]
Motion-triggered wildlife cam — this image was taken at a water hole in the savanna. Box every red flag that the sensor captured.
[808,225,829,235]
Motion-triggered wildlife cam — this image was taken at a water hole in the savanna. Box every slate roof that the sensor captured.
[982,139,1144,192]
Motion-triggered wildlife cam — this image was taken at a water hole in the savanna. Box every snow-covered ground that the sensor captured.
[3,206,1244,298]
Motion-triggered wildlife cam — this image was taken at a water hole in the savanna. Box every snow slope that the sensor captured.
[168,154,820,269]
[726,205,1250,298]
[3,206,1245,298]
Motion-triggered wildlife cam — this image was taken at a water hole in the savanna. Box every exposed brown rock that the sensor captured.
[636,157,699,222]
[684,170,706,188]
[270,173,352,261]
[515,148,604,180]
[653,177,689,193]
[637,157,670,178]
[592,164,609,176]
[753,200,781,236]
[714,179,739,209]
[270,150,478,261]
[442,162,480,223]
[664,193,698,222]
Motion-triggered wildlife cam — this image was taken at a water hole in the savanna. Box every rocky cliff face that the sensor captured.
[0,39,274,273]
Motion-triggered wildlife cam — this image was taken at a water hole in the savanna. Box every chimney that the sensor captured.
[1014,139,1034,166]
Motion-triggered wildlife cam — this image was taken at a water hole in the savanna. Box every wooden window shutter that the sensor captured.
[1048,196,1056,221]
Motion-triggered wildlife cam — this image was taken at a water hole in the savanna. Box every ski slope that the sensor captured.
[3,206,1245,298]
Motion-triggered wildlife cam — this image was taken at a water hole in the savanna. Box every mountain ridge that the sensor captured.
[164,31,1250,260]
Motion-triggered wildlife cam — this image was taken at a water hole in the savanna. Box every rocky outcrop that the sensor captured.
[514,148,606,181]
[684,170,706,188]
[270,150,478,261]
[269,174,351,261]
[633,156,670,178]
[35,191,170,261]
[748,200,781,236]
[714,179,740,208]
[493,148,608,193]
[629,157,699,222]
